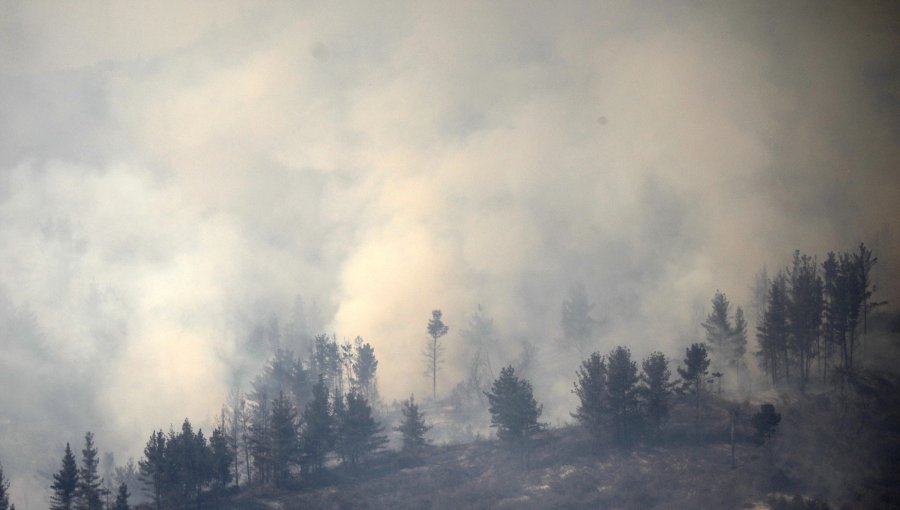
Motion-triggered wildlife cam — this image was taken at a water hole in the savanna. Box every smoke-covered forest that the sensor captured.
[2,2,900,510]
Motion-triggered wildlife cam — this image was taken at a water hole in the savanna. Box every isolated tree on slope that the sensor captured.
[424,310,449,400]
[572,352,607,447]
[396,394,431,454]
[485,366,543,444]
[51,443,79,510]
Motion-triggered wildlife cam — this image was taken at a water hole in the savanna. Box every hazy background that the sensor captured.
[1,1,899,507]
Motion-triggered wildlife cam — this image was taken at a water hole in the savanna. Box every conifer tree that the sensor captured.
[606,346,639,446]
[336,392,387,466]
[757,273,789,384]
[678,343,711,425]
[395,395,430,454]
[787,251,823,391]
[425,310,449,400]
[0,459,9,510]
[702,291,732,369]
[561,282,596,359]
[270,392,300,486]
[485,366,543,444]
[209,426,232,492]
[353,341,379,402]
[301,376,334,473]
[730,307,748,389]
[138,431,166,510]
[572,352,608,446]
[76,432,103,510]
[112,484,129,510]
[640,352,673,438]
[51,443,79,510]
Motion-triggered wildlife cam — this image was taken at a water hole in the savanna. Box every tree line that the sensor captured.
[29,243,878,508]
[755,244,882,392]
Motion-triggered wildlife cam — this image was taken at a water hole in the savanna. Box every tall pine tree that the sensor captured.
[50,443,79,510]
[76,432,103,510]
[572,352,608,447]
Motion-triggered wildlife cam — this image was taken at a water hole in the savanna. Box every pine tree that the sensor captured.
[270,392,300,487]
[76,432,103,510]
[572,352,608,446]
[678,343,711,425]
[757,273,789,384]
[353,341,379,402]
[606,346,639,446]
[336,392,387,466]
[51,443,79,510]
[787,251,823,391]
[138,431,166,510]
[561,282,596,359]
[209,426,232,492]
[301,376,334,474]
[395,395,430,454]
[485,366,543,444]
[702,291,732,368]
[112,484,129,510]
[640,352,673,438]
[425,310,449,400]
[0,459,9,510]
[248,386,272,485]
[730,307,748,390]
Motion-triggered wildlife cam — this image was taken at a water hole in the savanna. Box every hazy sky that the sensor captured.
[1,1,899,507]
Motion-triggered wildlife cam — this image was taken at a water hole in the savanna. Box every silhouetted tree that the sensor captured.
[678,343,711,424]
[787,251,823,391]
[247,386,272,485]
[301,376,334,474]
[572,352,608,447]
[702,291,732,366]
[396,395,430,454]
[561,282,596,359]
[640,352,673,438]
[485,366,543,444]
[51,443,79,510]
[209,426,232,492]
[0,459,10,510]
[758,273,789,384]
[464,305,497,394]
[730,307,748,389]
[752,403,781,464]
[138,431,166,510]
[269,392,300,487]
[76,432,103,510]
[336,392,387,466]
[425,310,449,400]
[353,340,379,402]
[112,484,129,510]
[606,346,639,446]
